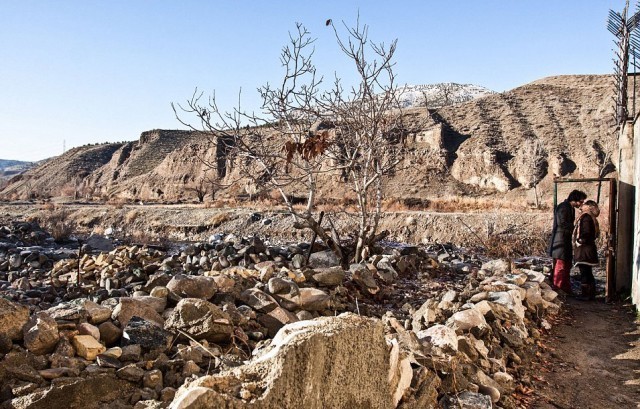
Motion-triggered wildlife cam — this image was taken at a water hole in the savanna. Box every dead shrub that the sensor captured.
[482,233,548,259]
[107,197,127,209]
[44,209,75,242]
[209,212,230,227]
[125,209,139,224]
[59,184,77,198]
[127,229,162,245]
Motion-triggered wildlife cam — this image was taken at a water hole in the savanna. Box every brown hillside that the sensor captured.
[0,75,619,203]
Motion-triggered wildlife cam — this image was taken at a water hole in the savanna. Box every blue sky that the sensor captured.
[0,1,625,161]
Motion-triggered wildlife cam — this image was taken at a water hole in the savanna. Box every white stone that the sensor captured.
[446,308,488,333]
[416,324,458,352]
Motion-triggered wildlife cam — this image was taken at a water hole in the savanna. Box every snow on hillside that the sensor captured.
[396,83,496,108]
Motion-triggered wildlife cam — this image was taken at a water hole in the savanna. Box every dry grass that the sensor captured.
[125,209,139,224]
[126,229,164,245]
[209,212,231,227]
[42,208,75,242]
[483,232,549,259]
[106,197,127,209]
[40,202,55,211]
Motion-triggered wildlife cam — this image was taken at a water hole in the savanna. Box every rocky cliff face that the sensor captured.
[0,75,618,202]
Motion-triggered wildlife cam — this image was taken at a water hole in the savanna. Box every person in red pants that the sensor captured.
[548,189,587,294]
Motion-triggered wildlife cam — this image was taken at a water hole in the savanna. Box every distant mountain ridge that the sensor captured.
[0,159,35,180]
[0,75,618,201]
[397,83,496,108]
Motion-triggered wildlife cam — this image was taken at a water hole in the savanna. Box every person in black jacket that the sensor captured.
[548,189,587,294]
[573,200,600,300]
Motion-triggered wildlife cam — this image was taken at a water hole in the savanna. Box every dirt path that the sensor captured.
[530,297,640,409]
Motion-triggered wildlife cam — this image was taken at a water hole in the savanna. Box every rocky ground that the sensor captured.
[0,217,566,408]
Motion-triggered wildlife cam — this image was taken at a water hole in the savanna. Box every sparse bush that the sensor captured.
[107,197,127,209]
[125,209,139,224]
[44,209,75,242]
[483,232,549,259]
[209,212,230,227]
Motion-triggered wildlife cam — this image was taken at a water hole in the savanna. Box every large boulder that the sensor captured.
[275,288,332,312]
[167,274,218,301]
[416,324,458,353]
[488,290,526,320]
[446,308,488,335]
[112,297,164,328]
[171,314,413,409]
[23,312,59,355]
[122,317,173,353]
[7,373,134,409]
[165,298,233,343]
[308,250,341,269]
[239,288,279,313]
[0,297,29,341]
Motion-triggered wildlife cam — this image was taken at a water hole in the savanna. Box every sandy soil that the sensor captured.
[530,297,640,409]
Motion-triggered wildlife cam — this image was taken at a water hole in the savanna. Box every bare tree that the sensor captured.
[518,139,547,208]
[173,19,406,264]
[439,83,457,107]
[186,177,209,203]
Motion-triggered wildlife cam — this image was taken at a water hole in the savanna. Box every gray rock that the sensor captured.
[375,258,397,284]
[411,299,437,331]
[5,373,135,408]
[308,250,340,269]
[480,259,510,275]
[488,290,526,320]
[267,277,298,295]
[446,308,488,335]
[85,234,115,252]
[416,324,458,353]
[45,302,87,322]
[117,363,145,382]
[120,344,142,361]
[122,317,173,353]
[166,274,217,301]
[239,288,279,313]
[290,254,306,269]
[310,267,346,287]
[112,297,165,328]
[96,353,122,369]
[132,296,167,314]
[296,310,314,321]
[440,391,492,409]
[164,298,233,343]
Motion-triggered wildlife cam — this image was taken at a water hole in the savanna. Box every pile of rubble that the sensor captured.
[0,222,559,408]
